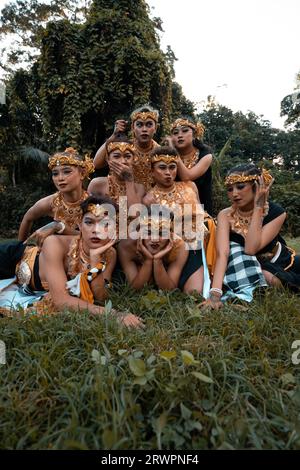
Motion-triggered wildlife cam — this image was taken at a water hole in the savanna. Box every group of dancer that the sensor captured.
[0,104,299,326]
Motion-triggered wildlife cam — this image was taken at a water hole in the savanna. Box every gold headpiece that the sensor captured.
[87,204,109,218]
[131,111,159,124]
[48,147,94,176]
[225,168,273,186]
[107,142,135,154]
[151,154,178,164]
[170,118,205,139]
[140,214,173,232]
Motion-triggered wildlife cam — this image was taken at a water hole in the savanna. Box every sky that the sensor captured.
[0,0,299,128]
[146,0,300,129]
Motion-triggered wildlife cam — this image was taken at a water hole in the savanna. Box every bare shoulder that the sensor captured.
[217,207,232,221]
[87,177,108,196]
[42,234,73,255]
[33,194,54,210]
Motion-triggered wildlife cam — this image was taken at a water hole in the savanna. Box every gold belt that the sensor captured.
[15,246,39,290]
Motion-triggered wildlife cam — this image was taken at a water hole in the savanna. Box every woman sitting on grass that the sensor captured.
[142,146,216,296]
[169,117,213,215]
[203,164,300,310]
[18,147,94,247]
[0,196,143,329]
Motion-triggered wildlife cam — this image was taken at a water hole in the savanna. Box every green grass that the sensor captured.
[285,236,300,253]
[1,284,300,450]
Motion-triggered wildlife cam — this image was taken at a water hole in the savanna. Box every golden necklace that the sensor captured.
[67,237,112,279]
[52,190,88,230]
[133,139,157,190]
[107,175,127,204]
[229,207,254,238]
[151,183,180,208]
[67,237,91,278]
[181,149,199,169]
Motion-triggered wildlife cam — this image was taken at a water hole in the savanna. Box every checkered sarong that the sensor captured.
[223,242,267,301]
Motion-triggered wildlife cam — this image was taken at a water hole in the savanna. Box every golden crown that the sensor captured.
[139,215,173,232]
[48,147,94,175]
[107,142,135,154]
[225,168,273,186]
[131,111,159,124]
[170,118,205,139]
[151,154,179,164]
[86,204,112,218]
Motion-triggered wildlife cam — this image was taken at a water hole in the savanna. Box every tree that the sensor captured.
[0,0,91,74]
[1,0,195,162]
[280,71,300,130]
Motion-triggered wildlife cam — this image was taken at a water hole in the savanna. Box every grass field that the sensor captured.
[1,283,300,450]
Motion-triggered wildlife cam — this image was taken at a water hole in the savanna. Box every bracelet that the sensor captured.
[209,287,223,296]
[56,221,66,234]
[87,261,106,282]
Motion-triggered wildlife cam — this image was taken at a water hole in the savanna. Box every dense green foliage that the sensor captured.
[1,284,300,450]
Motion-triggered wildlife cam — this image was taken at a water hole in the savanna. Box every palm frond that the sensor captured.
[19,146,50,164]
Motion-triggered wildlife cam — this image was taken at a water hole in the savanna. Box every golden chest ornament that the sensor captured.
[52,191,88,231]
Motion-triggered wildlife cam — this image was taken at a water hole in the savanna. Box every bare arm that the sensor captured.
[90,246,117,302]
[244,210,286,255]
[40,237,143,328]
[118,240,153,290]
[40,237,105,315]
[177,154,213,181]
[201,209,230,310]
[244,178,285,255]
[93,119,128,170]
[93,143,108,170]
[18,195,54,241]
[154,243,188,290]
[211,210,231,291]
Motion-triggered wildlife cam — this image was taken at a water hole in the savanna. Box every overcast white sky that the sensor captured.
[147,0,300,129]
[0,0,299,128]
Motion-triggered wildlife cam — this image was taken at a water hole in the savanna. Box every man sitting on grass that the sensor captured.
[0,196,143,329]
[118,206,189,290]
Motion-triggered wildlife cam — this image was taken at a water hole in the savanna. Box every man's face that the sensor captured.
[133,119,156,145]
[80,210,115,249]
[152,161,177,187]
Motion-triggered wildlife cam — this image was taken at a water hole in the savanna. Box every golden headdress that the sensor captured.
[225,168,273,186]
[107,142,135,154]
[131,110,159,124]
[170,118,205,140]
[139,213,173,234]
[48,147,94,176]
[151,154,179,165]
[87,203,109,218]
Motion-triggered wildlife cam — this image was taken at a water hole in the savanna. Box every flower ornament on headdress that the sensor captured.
[170,118,205,140]
[48,147,94,176]
[225,168,273,187]
[87,203,110,218]
[107,142,135,154]
[151,153,179,165]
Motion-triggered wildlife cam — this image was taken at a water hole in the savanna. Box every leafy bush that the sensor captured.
[0,182,53,238]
